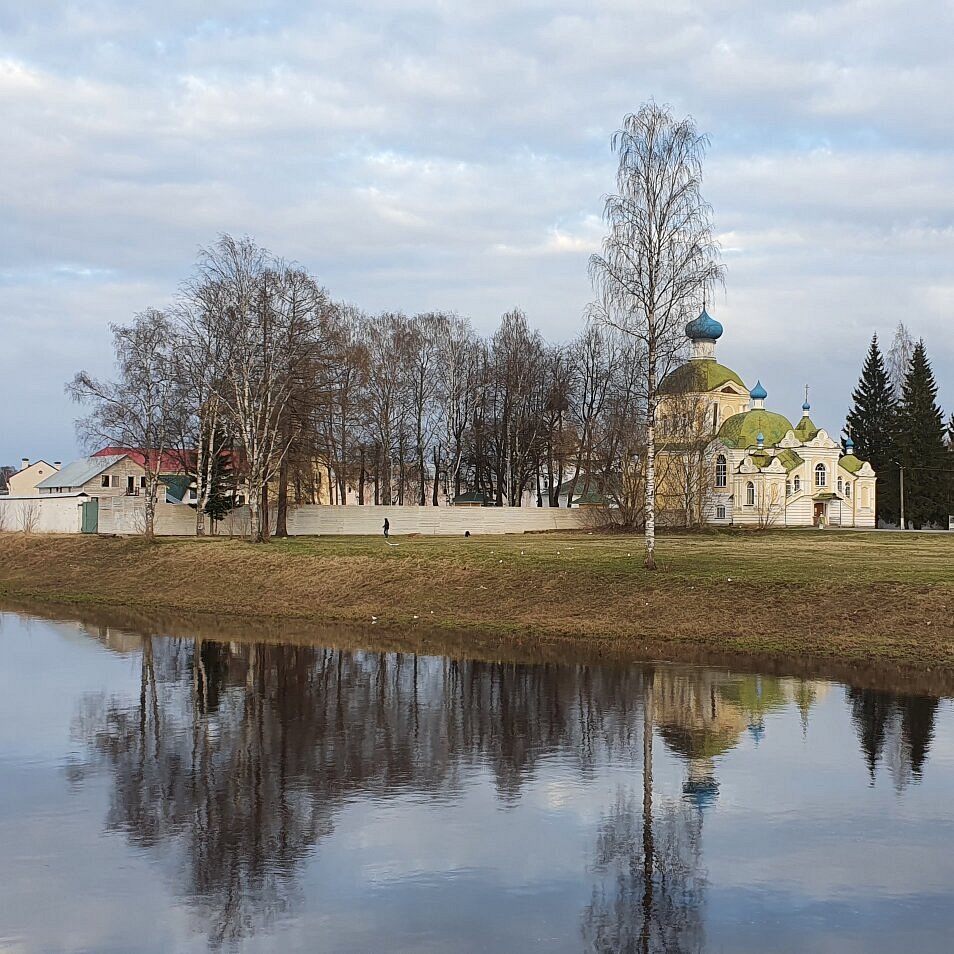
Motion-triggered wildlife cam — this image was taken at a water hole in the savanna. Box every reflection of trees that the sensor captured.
[582,670,707,954]
[847,687,941,789]
[76,638,653,947]
[72,628,946,952]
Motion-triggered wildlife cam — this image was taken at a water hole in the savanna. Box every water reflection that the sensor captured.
[65,625,945,952]
[847,687,940,788]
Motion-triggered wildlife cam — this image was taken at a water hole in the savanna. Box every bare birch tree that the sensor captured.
[589,103,722,568]
[195,236,325,542]
[68,308,178,540]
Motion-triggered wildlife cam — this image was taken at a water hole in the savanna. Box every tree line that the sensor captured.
[845,322,953,528]
[67,234,655,541]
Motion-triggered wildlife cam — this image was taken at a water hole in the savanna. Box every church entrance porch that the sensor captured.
[813,501,826,528]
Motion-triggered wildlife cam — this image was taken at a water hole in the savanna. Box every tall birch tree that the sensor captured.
[589,103,722,568]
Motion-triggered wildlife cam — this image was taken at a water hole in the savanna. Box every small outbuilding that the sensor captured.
[453,491,487,507]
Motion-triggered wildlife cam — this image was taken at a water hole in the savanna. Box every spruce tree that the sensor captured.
[844,334,897,522]
[896,340,951,527]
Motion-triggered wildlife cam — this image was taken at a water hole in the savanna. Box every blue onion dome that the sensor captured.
[845,435,854,451]
[756,432,765,445]
[685,307,723,341]
[802,399,811,413]
[750,380,767,401]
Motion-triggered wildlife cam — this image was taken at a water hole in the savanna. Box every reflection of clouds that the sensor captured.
[706,816,954,900]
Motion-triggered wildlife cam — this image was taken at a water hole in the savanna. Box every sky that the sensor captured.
[1,0,952,465]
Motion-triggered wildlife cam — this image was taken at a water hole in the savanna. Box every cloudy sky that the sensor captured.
[1,0,952,464]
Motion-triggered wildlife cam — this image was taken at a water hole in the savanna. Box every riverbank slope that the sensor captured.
[0,530,951,669]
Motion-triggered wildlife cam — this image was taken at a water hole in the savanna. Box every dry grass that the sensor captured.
[0,529,952,670]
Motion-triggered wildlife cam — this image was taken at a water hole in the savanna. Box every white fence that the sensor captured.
[0,494,85,533]
[96,498,584,536]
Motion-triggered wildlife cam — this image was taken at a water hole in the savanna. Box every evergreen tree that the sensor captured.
[844,334,897,522]
[896,340,951,527]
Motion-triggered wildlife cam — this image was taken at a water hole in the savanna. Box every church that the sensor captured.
[656,308,876,528]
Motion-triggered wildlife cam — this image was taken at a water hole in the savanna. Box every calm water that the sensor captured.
[2,609,954,953]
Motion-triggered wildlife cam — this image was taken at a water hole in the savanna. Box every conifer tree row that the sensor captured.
[845,334,952,528]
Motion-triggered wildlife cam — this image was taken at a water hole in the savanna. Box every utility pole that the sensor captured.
[899,464,905,530]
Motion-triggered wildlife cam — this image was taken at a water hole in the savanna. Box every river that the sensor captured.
[1,605,953,953]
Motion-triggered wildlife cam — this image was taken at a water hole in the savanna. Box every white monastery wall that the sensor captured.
[287,505,584,536]
[98,500,584,536]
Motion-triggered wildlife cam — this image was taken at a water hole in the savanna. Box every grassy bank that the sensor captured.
[0,529,952,670]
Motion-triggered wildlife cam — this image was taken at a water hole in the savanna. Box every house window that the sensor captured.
[715,455,727,488]
[111,475,121,488]
[794,475,801,493]
[716,505,726,520]
[815,464,826,487]
[746,481,755,507]
[101,475,109,488]
[140,476,146,489]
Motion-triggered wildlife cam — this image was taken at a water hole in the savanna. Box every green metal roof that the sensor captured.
[794,414,820,442]
[776,449,804,473]
[160,474,192,503]
[747,448,803,472]
[659,360,746,395]
[572,490,609,506]
[453,491,487,504]
[813,491,839,501]
[839,454,863,474]
[718,409,795,449]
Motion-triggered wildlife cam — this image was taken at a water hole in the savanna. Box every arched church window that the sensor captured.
[845,482,851,499]
[794,475,801,493]
[715,455,727,488]
[712,403,719,432]
[837,476,844,494]
[815,463,827,487]
[746,481,755,507]
[786,479,791,497]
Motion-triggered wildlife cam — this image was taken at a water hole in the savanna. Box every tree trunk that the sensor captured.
[259,484,270,543]
[374,445,380,506]
[644,357,657,569]
[358,447,366,505]
[275,450,289,537]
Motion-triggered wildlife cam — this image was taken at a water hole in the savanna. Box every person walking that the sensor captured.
[383,517,390,539]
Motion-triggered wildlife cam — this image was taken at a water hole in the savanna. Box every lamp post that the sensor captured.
[892,459,905,530]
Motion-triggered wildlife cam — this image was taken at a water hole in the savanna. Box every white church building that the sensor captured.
[657,308,876,528]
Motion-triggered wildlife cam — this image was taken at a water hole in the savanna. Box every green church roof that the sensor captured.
[776,449,804,473]
[794,414,820,442]
[659,360,746,395]
[839,454,863,474]
[718,409,795,449]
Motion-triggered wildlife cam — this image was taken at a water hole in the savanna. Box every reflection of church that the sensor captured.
[654,671,827,809]
[657,309,876,527]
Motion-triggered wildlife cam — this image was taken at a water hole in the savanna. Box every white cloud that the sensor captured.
[1,0,953,461]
